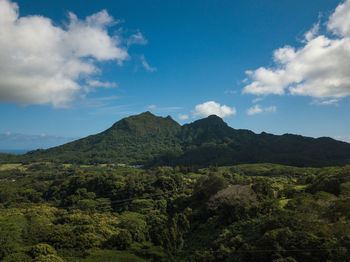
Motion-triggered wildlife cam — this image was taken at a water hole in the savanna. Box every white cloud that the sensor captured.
[247,104,276,115]
[178,114,189,120]
[243,0,350,100]
[127,31,147,46]
[311,98,339,105]
[265,105,277,112]
[0,0,129,108]
[328,0,350,37]
[147,104,156,109]
[192,101,236,118]
[252,97,264,103]
[247,105,263,115]
[140,54,157,72]
[320,99,339,105]
[87,80,117,88]
[334,134,350,143]
[304,22,320,42]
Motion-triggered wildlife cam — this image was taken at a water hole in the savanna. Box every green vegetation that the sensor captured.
[2,112,350,167]
[0,162,350,261]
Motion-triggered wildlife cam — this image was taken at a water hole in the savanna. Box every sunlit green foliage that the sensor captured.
[0,162,350,261]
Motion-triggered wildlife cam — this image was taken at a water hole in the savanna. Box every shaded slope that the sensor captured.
[26,112,182,164]
[17,112,350,167]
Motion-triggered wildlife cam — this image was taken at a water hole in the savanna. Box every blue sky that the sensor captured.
[1,0,350,150]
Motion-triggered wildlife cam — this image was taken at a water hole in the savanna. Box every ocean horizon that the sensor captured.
[0,149,29,154]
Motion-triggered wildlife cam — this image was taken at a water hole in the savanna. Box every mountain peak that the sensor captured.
[110,111,180,135]
[190,114,228,128]
[180,114,234,143]
[206,114,224,121]
[136,111,155,117]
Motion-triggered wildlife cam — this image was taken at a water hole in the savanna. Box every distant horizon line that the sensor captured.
[0,149,29,154]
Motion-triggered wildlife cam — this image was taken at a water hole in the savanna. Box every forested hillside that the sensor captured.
[3,112,350,168]
[1,162,350,261]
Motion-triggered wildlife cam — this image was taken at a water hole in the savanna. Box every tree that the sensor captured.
[107,230,133,250]
[0,218,23,259]
[30,243,57,258]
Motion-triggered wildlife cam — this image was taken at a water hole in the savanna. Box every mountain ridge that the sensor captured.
[3,112,350,167]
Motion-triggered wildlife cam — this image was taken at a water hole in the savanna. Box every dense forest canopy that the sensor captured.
[1,162,350,261]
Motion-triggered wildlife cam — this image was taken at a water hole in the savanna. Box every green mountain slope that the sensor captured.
[25,112,182,164]
[11,112,350,167]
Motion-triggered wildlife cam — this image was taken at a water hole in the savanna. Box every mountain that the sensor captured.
[6,112,350,167]
[22,112,182,165]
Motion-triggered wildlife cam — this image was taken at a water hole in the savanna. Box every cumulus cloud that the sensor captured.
[192,101,236,118]
[247,105,276,115]
[247,105,263,115]
[140,54,157,72]
[328,0,350,37]
[178,114,189,120]
[243,0,350,100]
[0,0,130,108]
[304,22,320,42]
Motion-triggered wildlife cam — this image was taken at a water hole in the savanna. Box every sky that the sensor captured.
[1,0,350,150]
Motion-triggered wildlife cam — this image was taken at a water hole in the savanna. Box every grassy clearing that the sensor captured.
[295,185,308,190]
[0,163,25,171]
